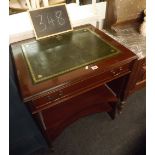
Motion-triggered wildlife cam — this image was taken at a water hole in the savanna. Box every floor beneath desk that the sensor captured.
[32,88,146,155]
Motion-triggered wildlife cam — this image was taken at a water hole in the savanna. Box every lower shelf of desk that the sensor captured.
[33,84,118,142]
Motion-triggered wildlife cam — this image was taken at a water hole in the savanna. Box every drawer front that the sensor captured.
[39,85,114,128]
[59,63,131,99]
[30,62,132,113]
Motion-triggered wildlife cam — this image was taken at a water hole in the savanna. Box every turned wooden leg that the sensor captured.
[107,102,117,119]
[117,101,127,114]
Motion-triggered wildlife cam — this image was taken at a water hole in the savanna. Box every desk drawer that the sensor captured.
[59,63,131,98]
[30,62,132,113]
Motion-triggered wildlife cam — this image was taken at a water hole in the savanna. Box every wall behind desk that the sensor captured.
[9,2,107,44]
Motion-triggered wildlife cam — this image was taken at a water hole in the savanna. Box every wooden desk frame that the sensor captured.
[10,24,137,143]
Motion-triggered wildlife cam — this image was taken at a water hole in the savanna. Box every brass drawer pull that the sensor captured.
[47,91,63,101]
[111,70,116,74]
[119,67,123,71]
[110,70,121,77]
[47,96,54,101]
[113,72,121,77]
[47,95,58,101]
[59,90,63,97]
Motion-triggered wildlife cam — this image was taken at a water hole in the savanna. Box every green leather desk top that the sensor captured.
[22,28,120,83]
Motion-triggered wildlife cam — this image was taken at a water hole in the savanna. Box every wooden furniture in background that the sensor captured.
[103,0,146,95]
[104,0,146,29]
[9,0,66,14]
[10,24,137,144]
[128,57,146,95]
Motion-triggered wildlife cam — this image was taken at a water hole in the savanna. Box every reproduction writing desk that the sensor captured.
[10,24,137,143]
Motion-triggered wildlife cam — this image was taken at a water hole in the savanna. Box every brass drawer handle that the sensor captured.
[111,70,116,74]
[47,91,63,101]
[119,67,123,71]
[113,72,121,77]
[47,95,58,101]
[59,90,63,97]
[47,95,54,101]
[110,70,121,77]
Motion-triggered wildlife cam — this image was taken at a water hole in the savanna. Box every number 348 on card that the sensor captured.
[28,4,73,40]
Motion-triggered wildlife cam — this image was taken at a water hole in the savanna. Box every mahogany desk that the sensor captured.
[10,24,137,143]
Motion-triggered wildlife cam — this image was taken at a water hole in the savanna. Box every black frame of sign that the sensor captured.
[28,3,73,40]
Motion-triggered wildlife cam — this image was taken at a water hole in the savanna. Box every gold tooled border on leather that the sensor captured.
[21,28,121,84]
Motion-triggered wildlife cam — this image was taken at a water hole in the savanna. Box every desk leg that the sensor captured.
[33,112,54,148]
[121,60,138,100]
[117,100,127,114]
[107,73,131,114]
[117,60,138,113]
[108,101,118,119]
